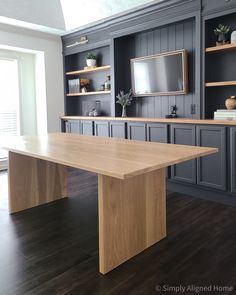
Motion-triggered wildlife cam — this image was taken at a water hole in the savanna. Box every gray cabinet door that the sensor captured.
[67,120,80,134]
[170,124,196,184]
[110,122,126,139]
[230,127,236,193]
[147,123,167,143]
[94,121,110,137]
[197,125,226,191]
[127,122,146,141]
[80,120,93,135]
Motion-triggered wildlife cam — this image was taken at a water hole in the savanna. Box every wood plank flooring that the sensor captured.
[0,169,235,295]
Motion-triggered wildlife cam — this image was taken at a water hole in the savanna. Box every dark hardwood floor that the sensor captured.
[0,169,235,295]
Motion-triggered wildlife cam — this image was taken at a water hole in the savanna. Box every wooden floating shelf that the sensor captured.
[67,90,111,97]
[66,65,111,75]
[205,81,236,87]
[205,43,236,52]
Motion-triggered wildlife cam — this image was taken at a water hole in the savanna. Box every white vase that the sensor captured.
[86,59,96,67]
[231,31,236,44]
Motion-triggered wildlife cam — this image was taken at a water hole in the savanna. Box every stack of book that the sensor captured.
[214,109,236,120]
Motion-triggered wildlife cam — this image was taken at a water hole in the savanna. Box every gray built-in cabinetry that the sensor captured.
[65,46,112,117]
[109,122,126,139]
[63,118,236,202]
[65,120,80,134]
[127,122,168,142]
[127,122,146,141]
[197,126,226,190]
[230,127,236,193]
[94,121,110,137]
[147,124,168,143]
[171,124,196,184]
[202,0,236,15]
[80,120,93,135]
[62,0,236,121]
[61,0,236,204]
[204,11,236,118]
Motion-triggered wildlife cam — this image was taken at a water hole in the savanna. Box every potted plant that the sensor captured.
[86,52,96,67]
[214,24,231,45]
[116,89,133,117]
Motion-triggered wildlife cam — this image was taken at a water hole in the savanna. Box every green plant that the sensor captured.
[116,89,133,107]
[214,24,230,35]
[86,52,96,60]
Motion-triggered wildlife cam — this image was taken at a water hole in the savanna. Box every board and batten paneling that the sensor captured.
[134,19,195,119]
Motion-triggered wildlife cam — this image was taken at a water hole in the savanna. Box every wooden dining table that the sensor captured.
[0,133,217,274]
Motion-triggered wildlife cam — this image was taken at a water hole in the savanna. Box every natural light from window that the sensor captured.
[0,58,20,159]
[60,0,156,30]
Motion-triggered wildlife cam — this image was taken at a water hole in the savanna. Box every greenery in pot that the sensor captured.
[214,24,230,45]
[86,52,96,60]
[86,52,96,67]
[116,89,133,117]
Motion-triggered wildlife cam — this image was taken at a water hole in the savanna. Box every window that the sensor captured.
[0,58,20,164]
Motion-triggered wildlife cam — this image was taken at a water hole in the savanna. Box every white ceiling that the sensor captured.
[0,0,159,35]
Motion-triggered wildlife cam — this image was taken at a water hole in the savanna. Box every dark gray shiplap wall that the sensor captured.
[133,19,195,118]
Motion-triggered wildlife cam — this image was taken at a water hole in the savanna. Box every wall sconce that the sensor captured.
[66,36,88,48]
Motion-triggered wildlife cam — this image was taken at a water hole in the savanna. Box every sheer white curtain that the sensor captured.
[0,58,20,163]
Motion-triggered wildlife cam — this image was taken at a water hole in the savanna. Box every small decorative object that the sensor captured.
[86,52,96,67]
[225,95,236,110]
[165,105,178,118]
[100,84,105,91]
[231,31,236,44]
[104,75,111,90]
[95,100,101,115]
[88,110,94,116]
[93,109,99,116]
[81,87,87,93]
[214,24,231,46]
[116,89,133,117]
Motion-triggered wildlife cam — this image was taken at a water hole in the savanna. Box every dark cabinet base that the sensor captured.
[170,124,196,184]
[62,119,234,200]
[197,125,226,191]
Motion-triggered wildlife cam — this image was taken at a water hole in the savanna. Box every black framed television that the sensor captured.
[130,49,188,96]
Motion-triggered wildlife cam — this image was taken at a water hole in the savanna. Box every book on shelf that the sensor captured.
[214,109,236,119]
[215,109,236,112]
[68,78,80,93]
[214,116,236,121]
[214,112,236,116]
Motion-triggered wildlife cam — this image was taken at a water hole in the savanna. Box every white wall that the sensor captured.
[0,23,64,132]
[0,0,65,30]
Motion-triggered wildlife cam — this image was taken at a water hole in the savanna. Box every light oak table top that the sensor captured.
[1,133,217,179]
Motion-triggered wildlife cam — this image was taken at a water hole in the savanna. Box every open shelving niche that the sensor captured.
[204,11,236,118]
[64,45,112,116]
